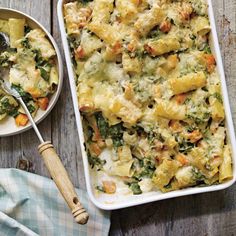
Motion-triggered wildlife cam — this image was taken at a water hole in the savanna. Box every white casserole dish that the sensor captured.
[0,8,63,137]
[57,0,236,210]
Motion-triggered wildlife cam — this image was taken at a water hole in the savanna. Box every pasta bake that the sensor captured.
[0,18,58,126]
[63,0,233,195]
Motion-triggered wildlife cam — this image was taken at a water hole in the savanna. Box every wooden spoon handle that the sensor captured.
[38,141,89,225]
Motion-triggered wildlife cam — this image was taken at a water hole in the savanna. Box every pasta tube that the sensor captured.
[134,5,165,36]
[9,18,25,48]
[145,38,180,57]
[191,16,211,36]
[169,72,207,95]
[155,101,186,120]
[209,84,225,121]
[219,145,233,183]
[152,159,180,188]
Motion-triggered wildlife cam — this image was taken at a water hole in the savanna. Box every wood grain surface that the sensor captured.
[0,1,236,235]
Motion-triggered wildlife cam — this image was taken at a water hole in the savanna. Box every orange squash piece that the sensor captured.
[102,181,116,194]
[176,154,189,166]
[15,114,29,126]
[38,97,49,110]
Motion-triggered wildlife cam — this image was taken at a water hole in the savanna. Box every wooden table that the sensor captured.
[0,0,236,235]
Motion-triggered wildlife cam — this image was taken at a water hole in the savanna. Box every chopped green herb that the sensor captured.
[39,66,50,81]
[88,153,106,170]
[212,93,223,104]
[186,112,210,124]
[109,123,124,147]
[148,28,163,39]
[95,186,105,193]
[112,138,124,148]
[192,168,205,181]
[179,140,195,153]
[184,97,191,104]
[129,182,142,195]
[201,44,211,54]
[67,36,81,50]
[8,109,19,117]
[134,158,156,180]
[32,50,51,81]
[21,38,31,49]
[95,112,124,147]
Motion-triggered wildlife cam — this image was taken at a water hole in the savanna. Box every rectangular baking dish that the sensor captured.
[57,0,236,210]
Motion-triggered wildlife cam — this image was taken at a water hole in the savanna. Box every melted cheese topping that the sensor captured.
[64,0,232,195]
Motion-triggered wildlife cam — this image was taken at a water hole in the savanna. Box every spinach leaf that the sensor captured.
[95,186,105,193]
[212,93,223,104]
[128,182,142,195]
[11,84,33,103]
[0,97,18,116]
[27,104,36,114]
[33,49,51,81]
[200,44,211,54]
[186,112,210,124]
[142,160,155,178]
[8,108,19,117]
[21,38,31,49]
[67,36,81,50]
[88,152,106,170]
[134,159,156,180]
[95,112,124,147]
[192,168,205,182]
[179,140,195,153]
[39,66,50,81]
[109,123,124,148]
[95,112,109,138]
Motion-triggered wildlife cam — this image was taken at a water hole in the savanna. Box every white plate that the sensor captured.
[0,8,63,137]
[58,0,236,210]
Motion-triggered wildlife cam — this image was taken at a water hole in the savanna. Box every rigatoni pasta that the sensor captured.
[145,38,181,56]
[8,18,25,48]
[219,145,233,183]
[169,72,207,95]
[63,0,233,195]
[134,5,165,36]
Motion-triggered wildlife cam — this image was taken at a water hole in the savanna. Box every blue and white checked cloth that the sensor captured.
[0,169,110,236]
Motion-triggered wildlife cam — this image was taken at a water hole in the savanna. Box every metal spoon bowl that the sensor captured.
[0,32,10,52]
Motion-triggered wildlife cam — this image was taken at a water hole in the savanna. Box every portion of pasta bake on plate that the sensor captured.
[0,17,58,127]
[62,0,234,201]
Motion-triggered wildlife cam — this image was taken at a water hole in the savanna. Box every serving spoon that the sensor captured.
[0,33,89,225]
[0,32,10,51]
